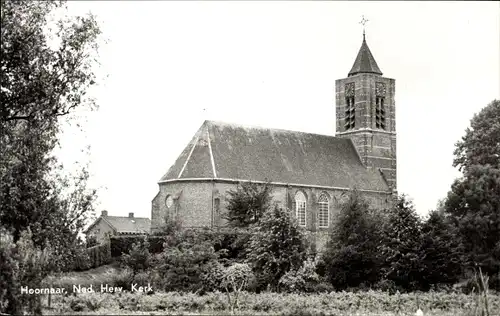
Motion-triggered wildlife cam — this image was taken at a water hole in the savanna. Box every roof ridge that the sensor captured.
[205,120,345,140]
[106,216,150,219]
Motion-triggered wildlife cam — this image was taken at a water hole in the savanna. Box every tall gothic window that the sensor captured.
[344,83,355,130]
[375,82,387,130]
[318,193,329,228]
[295,191,307,227]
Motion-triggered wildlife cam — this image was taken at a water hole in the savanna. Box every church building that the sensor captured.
[151,31,397,247]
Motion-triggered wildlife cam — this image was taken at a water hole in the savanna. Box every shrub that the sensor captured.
[213,227,252,261]
[121,237,151,275]
[200,260,226,292]
[158,231,218,292]
[279,258,320,293]
[110,268,134,291]
[246,205,307,291]
[0,229,52,315]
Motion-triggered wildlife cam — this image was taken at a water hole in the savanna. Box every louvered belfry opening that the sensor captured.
[344,82,356,131]
[375,96,386,130]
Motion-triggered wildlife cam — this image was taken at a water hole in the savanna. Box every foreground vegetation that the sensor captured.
[41,290,500,315]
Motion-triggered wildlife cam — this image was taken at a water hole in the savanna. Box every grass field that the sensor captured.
[41,290,500,315]
[40,265,499,315]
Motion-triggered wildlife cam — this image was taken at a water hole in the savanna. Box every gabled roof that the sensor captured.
[160,121,390,192]
[348,34,383,77]
[85,216,151,234]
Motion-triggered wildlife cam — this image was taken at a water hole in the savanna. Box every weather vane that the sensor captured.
[359,15,369,38]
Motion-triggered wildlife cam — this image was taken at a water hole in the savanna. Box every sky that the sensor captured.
[56,1,500,219]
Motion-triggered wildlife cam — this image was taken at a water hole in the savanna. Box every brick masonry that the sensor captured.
[335,73,397,191]
[151,180,392,251]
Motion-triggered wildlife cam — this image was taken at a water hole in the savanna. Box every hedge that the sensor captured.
[110,235,167,257]
[109,228,253,258]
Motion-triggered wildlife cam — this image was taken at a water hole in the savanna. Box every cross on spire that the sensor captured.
[359,15,369,40]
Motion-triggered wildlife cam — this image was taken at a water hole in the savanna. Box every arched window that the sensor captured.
[165,195,174,209]
[295,191,307,227]
[318,193,329,228]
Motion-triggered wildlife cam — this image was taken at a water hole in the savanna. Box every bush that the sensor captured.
[279,258,320,293]
[110,235,165,257]
[158,230,218,292]
[121,237,151,275]
[246,205,308,291]
[200,260,226,292]
[110,268,134,291]
[0,229,51,315]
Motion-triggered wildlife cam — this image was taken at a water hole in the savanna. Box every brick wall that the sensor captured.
[151,180,391,250]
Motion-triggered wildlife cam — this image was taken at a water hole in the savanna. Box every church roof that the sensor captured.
[159,121,390,192]
[348,34,383,77]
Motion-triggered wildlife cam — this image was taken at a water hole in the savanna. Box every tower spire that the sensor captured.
[348,15,382,77]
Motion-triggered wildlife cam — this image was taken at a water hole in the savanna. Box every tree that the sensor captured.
[224,181,273,227]
[322,190,382,289]
[246,205,307,291]
[0,0,100,253]
[379,195,423,291]
[444,100,500,289]
[453,100,500,173]
[419,210,463,290]
[221,263,254,314]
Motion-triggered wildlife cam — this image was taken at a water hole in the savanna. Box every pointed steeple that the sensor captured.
[348,33,383,77]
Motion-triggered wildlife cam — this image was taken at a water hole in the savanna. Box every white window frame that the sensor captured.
[295,191,307,227]
[318,193,329,228]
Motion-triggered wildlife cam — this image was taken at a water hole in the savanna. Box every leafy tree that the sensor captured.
[379,195,423,291]
[221,263,254,314]
[224,181,273,227]
[444,100,500,289]
[0,0,101,252]
[419,210,463,290]
[246,205,307,291]
[453,100,500,172]
[322,190,382,289]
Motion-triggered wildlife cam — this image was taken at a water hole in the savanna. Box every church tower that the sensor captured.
[335,30,397,191]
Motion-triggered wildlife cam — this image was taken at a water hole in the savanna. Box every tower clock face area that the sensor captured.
[345,83,355,97]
